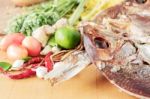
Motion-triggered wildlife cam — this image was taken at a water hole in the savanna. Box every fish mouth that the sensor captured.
[80,0,150,98]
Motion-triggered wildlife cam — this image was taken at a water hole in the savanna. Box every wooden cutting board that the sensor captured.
[0,1,136,99]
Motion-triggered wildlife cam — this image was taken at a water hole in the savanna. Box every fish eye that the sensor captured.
[136,0,147,4]
[94,37,109,49]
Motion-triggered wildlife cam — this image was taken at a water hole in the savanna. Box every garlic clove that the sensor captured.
[36,66,48,79]
[11,60,24,70]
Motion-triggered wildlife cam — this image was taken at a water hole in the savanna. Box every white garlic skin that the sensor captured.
[36,66,48,79]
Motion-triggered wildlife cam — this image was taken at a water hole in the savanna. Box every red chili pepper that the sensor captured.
[31,62,45,68]
[0,67,4,72]
[44,52,53,72]
[23,57,44,68]
[6,69,36,79]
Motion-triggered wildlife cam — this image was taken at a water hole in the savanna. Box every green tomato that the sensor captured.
[55,26,81,49]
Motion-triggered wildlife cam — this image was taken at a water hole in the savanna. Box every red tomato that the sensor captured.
[22,36,42,57]
[0,33,25,51]
[7,44,28,60]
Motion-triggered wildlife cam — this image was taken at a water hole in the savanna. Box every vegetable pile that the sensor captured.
[0,0,123,83]
[0,20,82,80]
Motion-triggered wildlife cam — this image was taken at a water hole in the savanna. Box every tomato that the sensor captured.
[0,33,25,51]
[7,44,28,60]
[22,36,42,57]
[55,26,81,49]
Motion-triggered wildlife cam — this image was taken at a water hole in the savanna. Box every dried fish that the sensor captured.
[81,0,150,98]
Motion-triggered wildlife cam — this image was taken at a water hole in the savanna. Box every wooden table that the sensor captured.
[0,1,136,99]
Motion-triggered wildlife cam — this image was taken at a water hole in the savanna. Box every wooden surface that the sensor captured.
[0,1,136,99]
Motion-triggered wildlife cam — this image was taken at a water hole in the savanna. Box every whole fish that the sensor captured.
[80,0,150,98]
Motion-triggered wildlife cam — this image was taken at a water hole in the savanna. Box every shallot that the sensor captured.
[0,33,25,51]
[22,36,42,57]
[7,44,28,60]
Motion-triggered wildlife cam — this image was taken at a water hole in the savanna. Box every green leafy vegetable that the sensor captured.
[7,0,79,36]
[0,62,12,71]
[7,15,27,34]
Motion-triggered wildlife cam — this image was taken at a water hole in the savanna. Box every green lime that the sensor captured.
[48,35,57,47]
[55,26,81,49]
